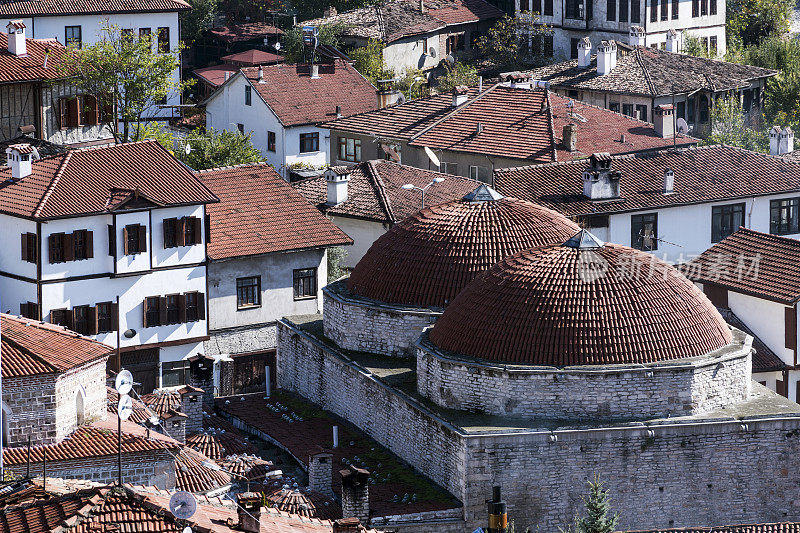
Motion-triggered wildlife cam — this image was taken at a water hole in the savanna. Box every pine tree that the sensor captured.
[561,476,619,533]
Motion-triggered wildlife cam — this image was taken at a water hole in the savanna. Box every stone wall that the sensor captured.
[323,282,440,358]
[54,358,108,441]
[7,450,176,488]
[205,322,277,356]
[416,331,752,421]
[182,391,204,435]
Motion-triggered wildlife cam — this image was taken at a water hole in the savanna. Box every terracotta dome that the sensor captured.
[347,185,580,308]
[428,231,733,366]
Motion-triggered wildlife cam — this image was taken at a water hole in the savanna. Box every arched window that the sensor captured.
[75,389,85,426]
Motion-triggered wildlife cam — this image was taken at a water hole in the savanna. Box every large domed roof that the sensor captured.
[428,231,732,366]
[347,185,580,308]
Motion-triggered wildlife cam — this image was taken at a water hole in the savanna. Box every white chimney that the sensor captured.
[770,125,781,155]
[224,71,231,81]
[629,26,645,47]
[311,64,320,79]
[258,66,263,82]
[6,20,27,57]
[6,144,33,181]
[654,104,675,138]
[664,168,674,194]
[596,41,617,75]
[452,85,468,106]
[582,153,620,200]
[325,167,350,205]
[577,37,592,68]
[780,126,794,154]
[665,29,680,53]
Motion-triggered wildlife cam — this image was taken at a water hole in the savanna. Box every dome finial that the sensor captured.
[462,184,504,203]
[562,229,605,249]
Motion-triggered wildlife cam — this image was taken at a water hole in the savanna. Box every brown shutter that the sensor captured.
[87,305,97,335]
[138,224,147,253]
[142,298,149,327]
[85,95,98,125]
[193,217,202,245]
[197,292,205,320]
[111,302,119,330]
[176,218,186,247]
[72,307,80,330]
[159,296,167,326]
[58,98,67,129]
[204,214,211,243]
[63,233,75,262]
[85,230,94,258]
[178,294,187,323]
[21,233,28,261]
[108,225,115,256]
[48,234,59,263]
[68,97,79,127]
[786,306,797,350]
[123,226,130,255]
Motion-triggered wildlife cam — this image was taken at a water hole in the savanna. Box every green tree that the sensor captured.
[327,246,349,282]
[706,97,768,151]
[396,67,428,100]
[561,476,619,533]
[727,0,792,47]
[60,20,184,143]
[351,39,394,84]
[477,12,552,69]
[682,32,714,58]
[730,34,800,72]
[436,61,478,93]
[180,0,218,44]
[177,127,263,170]
[765,71,800,133]
[281,22,349,64]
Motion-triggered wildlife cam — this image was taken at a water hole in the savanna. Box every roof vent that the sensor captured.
[476,122,484,135]
[6,20,26,57]
[563,123,577,152]
[336,105,342,118]
[311,64,320,79]
[463,184,503,203]
[258,66,263,81]
[562,229,605,249]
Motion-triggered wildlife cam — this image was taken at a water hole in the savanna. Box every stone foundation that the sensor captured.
[277,317,800,532]
[323,280,441,357]
[416,330,753,421]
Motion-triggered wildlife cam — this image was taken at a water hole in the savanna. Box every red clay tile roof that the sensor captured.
[495,145,800,218]
[0,140,218,220]
[198,163,352,260]
[193,63,239,88]
[107,387,151,424]
[293,160,479,224]
[716,308,787,373]
[221,48,284,65]
[348,189,580,307]
[207,22,284,43]
[234,60,377,127]
[408,86,695,162]
[265,488,341,521]
[0,0,188,16]
[429,238,732,365]
[186,429,258,460]
[3,417,180,466]
[684,228,800,305]
[174,447,232,494]
[1,314,111,378]
[141,389,181,416]
[0,35,68,83]
[622,524,800,533]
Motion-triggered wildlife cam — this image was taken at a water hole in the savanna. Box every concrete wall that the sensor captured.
[330,216,389,269]
[323,281,440,357]
[416,331,752,420]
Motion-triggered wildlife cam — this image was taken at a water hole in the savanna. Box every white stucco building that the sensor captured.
[203,60,378,180]
[0,140,219,394]
[0,0,188,119]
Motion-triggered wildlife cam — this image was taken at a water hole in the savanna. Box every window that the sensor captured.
[700,0,707,14]
[72,305,95,335]
[565,0,583,18]
[699,96,709,122]
[144,296,161,327]
[20,302,39,320]
[245,85,252,106]
[21,232,37,263]
[619,0,628,21]
[268,131,276,152]
[183,217,199,246]
[51,308,72,328]
[570,38,580,59]
[544,34,554,56]
[687,98,695,123]
[710,35,717,55]
[58,95,101,128]
[237,123,245,134]
[139,27,151,43]
[49,232,67,263]
[65,26,82,48]
[672,0,679,18]
[96,301,115,333]
[631,0,640,21]
[420,38,428,54]
[440,162,458,175]
[300,132,319,153]
[676,100,686,120]
[609,101,620,113]
[622,103,634,117]
[770,197,800,235]
[607,0,616,20]
[165,294,181,325]
[123,224,146,255]
[532,0,542,14]
[446,34,465,54]
[163,218,177,248]
[469,165,490,183]
[338,137,362,162]
[293,268,317,299]
[121,28,133,42]
[164,217,201,247]
[544,0,553,15]
[72,229,93,260]
[636,104,648,121]
[710,0,717,14]
[692,0,699,16]
[660,0,667,19]
[711,203,744,243]
[651,0,658,21]
[162,360,188,387]
[185,291,203,322]
[157,27,169,53]
[631,213,658,250]
[237,276,261,309]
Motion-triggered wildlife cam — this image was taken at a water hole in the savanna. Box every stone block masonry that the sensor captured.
[277,317,800,532]
[323,281,440,358]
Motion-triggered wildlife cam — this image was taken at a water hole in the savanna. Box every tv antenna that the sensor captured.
[170,491,198,520]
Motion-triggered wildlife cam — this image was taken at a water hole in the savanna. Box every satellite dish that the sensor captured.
[183,527,193,533]
[429,46,437,58]
[117,394,133,420]
[115,369,134,396]
[676,117,689,134]
[184,143,191,155]
[274,41,281,51]
[169,491,197,520]
[424,146,440,167]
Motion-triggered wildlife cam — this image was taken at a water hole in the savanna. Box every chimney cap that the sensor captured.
[7,143,33,155]
[452,85,468,95]
[6,20,26,31]
[577,36,591,48]
[237,492,262,506]
[667,28,679,38]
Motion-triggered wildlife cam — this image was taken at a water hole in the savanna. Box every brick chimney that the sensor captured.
[161,411,187,444]
[340,465,370,524]
[577,37,591,68]
[562,123,577,152]
[236,492,263,533]
[308,452,334,498]
[333,517,363,533]
[666,29,680,53]
[596,41,617,75]
[179,385,204,436]
[6,20,27,57]
[654,104,674,138]
[582,153,621,200]
[628,25,645,47]
[325,167,350,205]
[452,85,468,107]
[5,144,33,181]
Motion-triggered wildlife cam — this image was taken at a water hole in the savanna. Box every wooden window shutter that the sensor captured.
[48,234,59,263]
[205,214,211,243]
[87,305,97,335]
[123,226,130,255]
[786,306,797,349]
[193,217,202,244]
[159,296,167,326]
[68,97,79,127]
[63,233,75,262]
[197,292,205,320]
[108,225,115,256]
[85,95,98,125]
[142,298,149,327]
[178,293,187,323]
[138,224,147,253]
[176,218,186,247]
[85,230,94,258]
[111,302,119,329]
[58,98,68,129]
[21,233,28,261]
